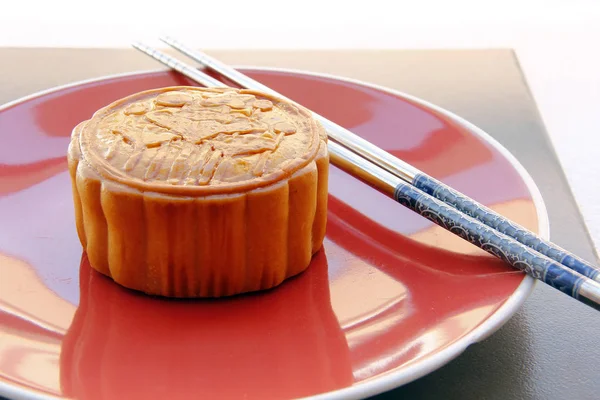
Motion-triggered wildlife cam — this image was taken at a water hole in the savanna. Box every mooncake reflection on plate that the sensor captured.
[60,251,353,400]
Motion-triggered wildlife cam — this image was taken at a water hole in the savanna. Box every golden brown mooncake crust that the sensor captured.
[68,86,329,297]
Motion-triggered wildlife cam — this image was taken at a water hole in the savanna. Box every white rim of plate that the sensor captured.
[0,66,547,400]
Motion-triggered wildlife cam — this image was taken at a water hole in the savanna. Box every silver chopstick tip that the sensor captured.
[131,41,147,50]
[159,36,176,45]
[131,41,157,58]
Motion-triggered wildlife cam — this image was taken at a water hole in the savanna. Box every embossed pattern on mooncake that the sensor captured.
[78,87,321,195]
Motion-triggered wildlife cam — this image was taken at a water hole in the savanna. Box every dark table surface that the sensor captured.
[1,48,599,400]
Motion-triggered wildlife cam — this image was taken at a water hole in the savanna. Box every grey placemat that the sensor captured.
[1,48,598,400]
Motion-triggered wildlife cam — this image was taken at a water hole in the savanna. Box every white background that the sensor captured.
[2,0,599,252]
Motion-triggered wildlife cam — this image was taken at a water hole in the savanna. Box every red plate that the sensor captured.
[0,68,546,400]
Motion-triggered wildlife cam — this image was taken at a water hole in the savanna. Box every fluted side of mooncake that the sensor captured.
[67,144,328,298]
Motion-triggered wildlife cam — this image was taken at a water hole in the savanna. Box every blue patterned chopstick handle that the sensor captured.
[412,173,600,281]
[394,182,589,300]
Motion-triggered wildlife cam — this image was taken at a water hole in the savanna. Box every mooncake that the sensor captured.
[67,86,329,297]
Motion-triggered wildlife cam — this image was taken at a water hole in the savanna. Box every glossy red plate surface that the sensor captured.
[0,68,546,400]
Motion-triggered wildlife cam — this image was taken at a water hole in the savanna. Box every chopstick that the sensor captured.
[131,40,600,311]
[157,36,600,285]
